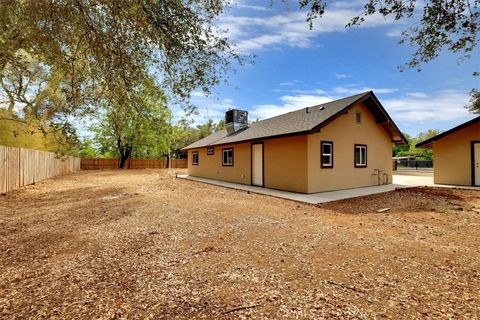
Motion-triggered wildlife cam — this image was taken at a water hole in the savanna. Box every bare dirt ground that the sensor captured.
[1,169,479,319]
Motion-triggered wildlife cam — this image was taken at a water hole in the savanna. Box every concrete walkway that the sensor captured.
[178,174,479,204]
[392,174,434,186]
[392,174,480,191]
[178,175,410,204]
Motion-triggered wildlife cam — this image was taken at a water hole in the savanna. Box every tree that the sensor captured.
[91,78,169,168]
[392,132,412,156]
[298,0,479,110]
[78,139,98,159]
[0,50,80,148]
[393,129,442,160]
[0,1,256,158]
[196,119,228,139]
[0,0,240,105]
[466,88,480,114]
[0,108,79,155]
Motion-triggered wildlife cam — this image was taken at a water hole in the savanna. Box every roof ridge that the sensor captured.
[249,91,371,125]
[181,90,402,150]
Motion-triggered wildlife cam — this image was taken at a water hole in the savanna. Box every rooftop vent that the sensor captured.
[225,109,248,135]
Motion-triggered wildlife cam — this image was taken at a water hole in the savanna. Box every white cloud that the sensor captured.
[236,3,269,11]
[218,6,397,53]
[406,92,429,98]
[279,81,297,86]
[335,73,352,79]
[172,95,239,125]
[292,88,327,95]
[383,90,471,123]
[249,93,334,120]
[386,28,403,38]
[190,91,207,97]
[180,87,472,130]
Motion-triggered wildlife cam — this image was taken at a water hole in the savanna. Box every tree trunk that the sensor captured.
[166,153,170,169]
[119,154,128,168]
[118,146,132,169]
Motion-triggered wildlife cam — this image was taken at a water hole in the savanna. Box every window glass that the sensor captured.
[321,141,333,168]
[192,152,199,165]
[222,148,233,166]
[355,145,367,167]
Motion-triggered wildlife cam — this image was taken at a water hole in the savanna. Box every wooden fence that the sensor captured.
[0,145,81,194]
[80,158,188,170]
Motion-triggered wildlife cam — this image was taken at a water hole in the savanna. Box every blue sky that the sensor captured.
[178,0,480,137]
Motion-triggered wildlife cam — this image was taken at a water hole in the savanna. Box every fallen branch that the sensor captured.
[325,280,365,293]
[223,303,261,314]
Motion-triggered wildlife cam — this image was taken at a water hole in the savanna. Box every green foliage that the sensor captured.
[0,0,240,104]
[298,0,479,113]
[196,119,226,139]
[393,129,442,160]
[78,139,98,159]
[466,88,480,114]
[1,1,243,157]
[298,0,479,71]
[90,78,170,167]
[392,132,412,155]
[82,115,226,160]
[0,51,79,147]
[0,109,79,155]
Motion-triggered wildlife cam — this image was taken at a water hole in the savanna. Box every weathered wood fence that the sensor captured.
[80,158,188,170]
[0,145,81,194]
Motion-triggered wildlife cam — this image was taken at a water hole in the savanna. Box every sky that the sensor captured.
[177,0,480,137]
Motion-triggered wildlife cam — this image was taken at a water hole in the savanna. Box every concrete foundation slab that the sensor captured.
[178,174,478,204]
[177,175,407,204]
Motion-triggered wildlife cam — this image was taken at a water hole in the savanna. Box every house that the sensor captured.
[183,91,407,193]
[416,116,480,186]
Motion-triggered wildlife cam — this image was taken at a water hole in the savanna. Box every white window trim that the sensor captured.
[355,145,367,167]
[222,148,233,166]
[321,141,333,168]
[192,151,199,165]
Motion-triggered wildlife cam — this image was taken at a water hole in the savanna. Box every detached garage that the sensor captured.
[416,116,480,187]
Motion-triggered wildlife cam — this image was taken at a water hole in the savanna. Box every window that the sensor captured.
[321,141,333,168]
[354,144,367,167]
[192,151,199,165]
[222,148,234,166]
[355,112,362,123]
[207,147,214,155]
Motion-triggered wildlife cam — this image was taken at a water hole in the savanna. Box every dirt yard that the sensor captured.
[1,170,479,319]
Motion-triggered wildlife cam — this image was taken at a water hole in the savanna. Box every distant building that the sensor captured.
[417,116,480,186]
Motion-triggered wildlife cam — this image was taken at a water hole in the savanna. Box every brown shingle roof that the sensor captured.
[183,91,407,150]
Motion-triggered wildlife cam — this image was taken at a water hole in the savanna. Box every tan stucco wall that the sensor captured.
[307,103,393,193]
[264,135,308,193]
[187,142,251,185]
[432,122,480,186]
[187,136,309,192]
[187,103,396,193]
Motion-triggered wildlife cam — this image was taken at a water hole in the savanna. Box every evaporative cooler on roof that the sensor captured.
[225,109,248,135]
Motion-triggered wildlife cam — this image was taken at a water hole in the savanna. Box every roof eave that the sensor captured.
[309,91,408,145]
[416,116,480,149]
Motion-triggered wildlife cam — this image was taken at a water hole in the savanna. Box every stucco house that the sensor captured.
[183,91,407,193]
[416,116,480,186]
